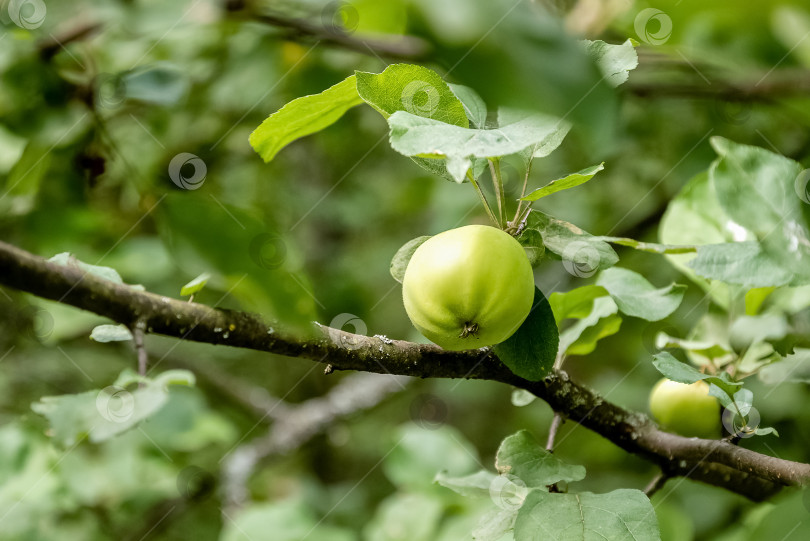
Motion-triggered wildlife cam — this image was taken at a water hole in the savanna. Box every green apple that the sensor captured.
[649,378,721,438]
[402,225,534,350]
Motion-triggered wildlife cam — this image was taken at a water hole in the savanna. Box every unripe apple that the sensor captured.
[402,225,535,351]
[649,378,721,438]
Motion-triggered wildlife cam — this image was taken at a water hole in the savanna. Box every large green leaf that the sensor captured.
[513,489,660,541]
[597,267,686,321]
[249,75,363,162]
[495,430,586,487]
[709,137,810,285]
[356,63,468,127]
[387,111,569,183]
[521,163,604,202]
[31,369,195,447]
[493,287,559,382]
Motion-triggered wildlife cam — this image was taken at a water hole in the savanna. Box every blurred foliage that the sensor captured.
[2,0,810,539]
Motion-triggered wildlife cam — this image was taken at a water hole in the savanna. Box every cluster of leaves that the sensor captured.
[436,430,659,541]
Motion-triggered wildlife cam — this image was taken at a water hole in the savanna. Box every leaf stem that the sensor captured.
[489,159,506,228]
[468,172,500,227]
[513,159,533,225]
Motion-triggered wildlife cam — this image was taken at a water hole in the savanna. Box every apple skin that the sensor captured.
[402,225,534,351]
[649,378,721,438]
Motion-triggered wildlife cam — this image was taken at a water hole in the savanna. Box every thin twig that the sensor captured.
[132,319,148,377]
[644,471,670,498]
[546,411,564,452]
[235,9,429,61]
[513,160,533,226]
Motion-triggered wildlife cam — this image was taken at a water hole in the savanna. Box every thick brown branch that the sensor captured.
[1,240,808,501]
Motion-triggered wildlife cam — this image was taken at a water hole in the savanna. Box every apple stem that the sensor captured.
[459,321,480,339]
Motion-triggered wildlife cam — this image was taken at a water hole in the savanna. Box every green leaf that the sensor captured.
[514,489,660,541]
[30,369,195,447]
[511,389,538,407]
[364,492,445,541]
[384,425,479,490]
[728,314,788,350]
[709,386,752,412]
[2,141,51,216]
[356,63,468,127]
[709,137,810,285]
[387,111,569,183]
[435,470,498,499]
[594,237,697,255]
[493,287,559,382]
[49,253,126,284]
[549,285,609,323]
[180,272,210,296]
[498,108,572,161]
[597,267,686,321]
[120,63,190,106]
[90,324,133,342]
[390,236,431,283]
[709,137,804,240]
[495,430,586,488]
[652,352,742,398]
[249,75,363,163]
[557,296,621,356]
[524,211,618,275]
[517,227,546,267]
[448,83,487,128]
[759,348,810,384]
[472,509,518,541]
[221,499,355,541]
[688,242,795,287]
[566,313,622,356]
[654,333,733,367]
[521,163,604,201]
[582,39,639,87]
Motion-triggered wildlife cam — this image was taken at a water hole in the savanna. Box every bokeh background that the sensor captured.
[1,0,810,539]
